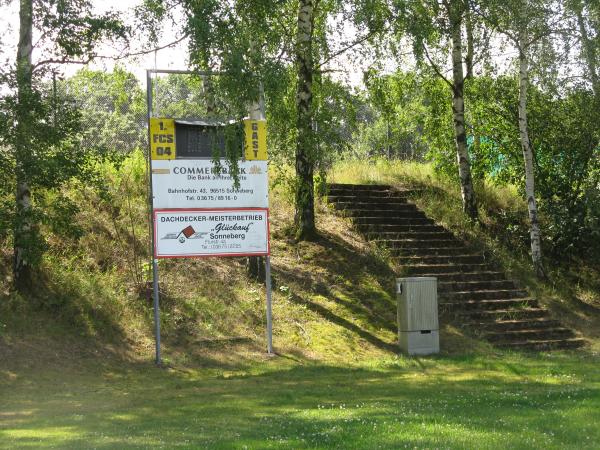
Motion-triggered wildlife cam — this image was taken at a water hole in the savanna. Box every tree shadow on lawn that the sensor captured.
[287,291,398,353]
[273,230,399,347]
[2,359,598,449]
[0,269,132,365]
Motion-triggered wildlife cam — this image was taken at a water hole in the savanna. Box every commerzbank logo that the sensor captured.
[162,225,208,243]
[249,165,263,175]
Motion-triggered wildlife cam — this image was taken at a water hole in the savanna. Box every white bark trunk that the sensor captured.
[518,34,545,278]
[575,2,599,95]
[14,0,33,288]
[294,0,316,239]
[450,4,478,220]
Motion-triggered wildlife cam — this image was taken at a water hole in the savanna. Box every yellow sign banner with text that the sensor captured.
[150,118,176,160]
[244,119,267,161]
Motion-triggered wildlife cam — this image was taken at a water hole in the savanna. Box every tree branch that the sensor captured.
[423,44,454,89]
[315,27,386,69]
[32,34,189,71]
[33,56,94,70]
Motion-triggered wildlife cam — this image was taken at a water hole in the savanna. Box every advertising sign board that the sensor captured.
[151,160,268,209]
[154,209,269,258]
[149,116,270,258]
[149,118,267,161]
[146,70,273,362]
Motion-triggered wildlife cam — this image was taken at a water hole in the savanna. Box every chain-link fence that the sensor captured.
[52,70,261,156]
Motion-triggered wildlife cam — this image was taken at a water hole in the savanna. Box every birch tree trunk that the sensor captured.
[517,34,546,279]
[449,3,478,220]
[13,0,34,290]
[574,2,599,95]
[294,0,317,240]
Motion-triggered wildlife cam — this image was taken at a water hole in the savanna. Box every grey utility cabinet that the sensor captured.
[396,277,440,355]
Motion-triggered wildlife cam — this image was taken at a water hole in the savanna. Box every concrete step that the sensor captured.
[495,338,586,351]
[484,327,575,343]
[451,308,549,321]
[438,279,517,293]
[441,289,529,301]
[343,209,428,219]
[333,202,413,211]
[353,216,435,226]
[415,271,506,282]
[328,194,408,203]
[468,317,562,332]
[441,298,538,311]
[357,224,447,233]
[328,190,401,199]
[405,263,496,274]
[328,183,393,192]
[380,239,462,249]
[396,254,486,265]
[390,247,471,257]
[366,231,456,241]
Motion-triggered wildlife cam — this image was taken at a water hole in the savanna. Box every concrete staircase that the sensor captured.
[327,183,585,351]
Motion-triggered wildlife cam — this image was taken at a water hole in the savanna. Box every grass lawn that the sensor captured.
[1,351,599,449]
[1,157,598,449]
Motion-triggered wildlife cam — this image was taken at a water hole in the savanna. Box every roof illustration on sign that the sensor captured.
[162,225,209,241]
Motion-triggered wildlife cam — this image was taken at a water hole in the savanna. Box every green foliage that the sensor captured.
[33,0,129,61]
[2,0,129,283]
[63,68,146,154]
[359,71,451,164]
[0,78,112,264]
[356,69,600,264]
[467,76,600,261]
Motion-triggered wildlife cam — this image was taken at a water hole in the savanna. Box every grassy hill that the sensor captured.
[0,153,599,448]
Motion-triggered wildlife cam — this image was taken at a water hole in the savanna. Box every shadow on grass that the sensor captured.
[1,265,130,359]
[2,355,599,449]
[287,292,398,353]
[273,229,399,351]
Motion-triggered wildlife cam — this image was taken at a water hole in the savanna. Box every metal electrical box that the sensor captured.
[396,277,439,355]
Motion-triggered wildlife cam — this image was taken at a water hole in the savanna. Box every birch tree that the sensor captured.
[3,0,127,290]
[396,0,481,221]
[447,0,478,220]
[13,0,34,290]
[295,0,317,239]
[477,0,556,278]
[517,27,545,278]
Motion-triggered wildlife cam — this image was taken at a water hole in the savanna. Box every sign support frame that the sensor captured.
[249,80,274,355]
[147,70,162,365]
[146,69,274,364]
[265,256,273,354]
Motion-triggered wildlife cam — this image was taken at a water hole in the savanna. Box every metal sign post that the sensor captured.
[250,82,273,355]
[146,70,162,365]
[265,256,273,354]
[146,69,274,364]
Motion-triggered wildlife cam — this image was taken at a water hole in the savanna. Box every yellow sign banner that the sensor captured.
[244,119,267,161]
[150,118,176,160]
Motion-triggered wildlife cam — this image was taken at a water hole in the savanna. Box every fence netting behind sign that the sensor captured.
[51,71,254,156]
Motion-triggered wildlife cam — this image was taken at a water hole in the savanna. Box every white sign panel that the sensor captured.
[154,209,269,258]
[151,160,268,209]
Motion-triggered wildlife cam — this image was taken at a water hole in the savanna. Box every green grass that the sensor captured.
[1,155,599,448]
[1,352,599,449]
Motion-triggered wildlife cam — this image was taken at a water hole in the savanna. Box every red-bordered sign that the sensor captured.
[153,208,270,259]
